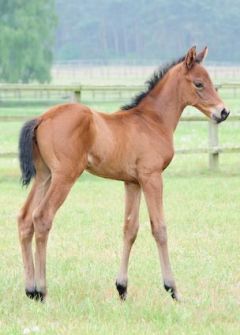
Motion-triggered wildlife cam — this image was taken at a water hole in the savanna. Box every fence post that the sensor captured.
[73,88,81,103]
[208,120,219,170]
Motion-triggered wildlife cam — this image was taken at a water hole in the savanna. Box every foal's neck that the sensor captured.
[138,71,186,134]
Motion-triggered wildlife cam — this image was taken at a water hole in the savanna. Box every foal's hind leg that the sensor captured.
[116,182,141,300]
[18,174,50,298]
[32,170,83,301]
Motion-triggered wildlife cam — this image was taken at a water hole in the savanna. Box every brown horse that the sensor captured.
[18,46,229,302]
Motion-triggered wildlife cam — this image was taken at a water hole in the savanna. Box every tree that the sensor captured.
[0,0,56,83]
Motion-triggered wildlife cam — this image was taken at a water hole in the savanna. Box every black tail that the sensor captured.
[18,119,39,186]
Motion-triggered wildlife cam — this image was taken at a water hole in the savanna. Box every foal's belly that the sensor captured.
[86,153,138,182]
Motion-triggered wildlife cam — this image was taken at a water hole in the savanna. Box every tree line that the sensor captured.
[1,0,240,83]
[55,0,240,63]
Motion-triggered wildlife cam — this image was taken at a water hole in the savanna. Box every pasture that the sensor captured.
[0,97,240,334]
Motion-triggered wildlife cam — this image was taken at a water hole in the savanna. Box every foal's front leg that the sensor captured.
[116,182,141,300]
[141,173,179,301]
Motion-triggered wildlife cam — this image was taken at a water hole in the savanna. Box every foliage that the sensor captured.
[55,0,240,62]
[0,0,56,83]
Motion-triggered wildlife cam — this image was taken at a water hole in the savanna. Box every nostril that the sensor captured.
[221,108,229,119]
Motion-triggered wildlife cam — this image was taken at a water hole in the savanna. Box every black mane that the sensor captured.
[121,55,186,110]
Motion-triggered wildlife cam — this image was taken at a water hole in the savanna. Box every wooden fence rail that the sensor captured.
[0,83,240,170]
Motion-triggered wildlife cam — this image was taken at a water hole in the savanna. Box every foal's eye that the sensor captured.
[194,82,204,89]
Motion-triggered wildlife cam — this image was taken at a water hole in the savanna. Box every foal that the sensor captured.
[18,46,229,302]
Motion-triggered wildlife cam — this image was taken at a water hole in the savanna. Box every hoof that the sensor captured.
[35,290,45,302]
[164,283,179,301]
[25,289,45,302]
[115,281,127,300]
[25,289,36,300]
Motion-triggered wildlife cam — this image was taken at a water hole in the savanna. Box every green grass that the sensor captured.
[0,164,240,334]
[0,101,240,334]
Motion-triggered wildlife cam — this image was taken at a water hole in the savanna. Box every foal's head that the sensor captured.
[177,46,230,123]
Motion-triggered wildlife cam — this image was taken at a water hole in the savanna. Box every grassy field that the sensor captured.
[0,161,240,334]
[0,99,240,334]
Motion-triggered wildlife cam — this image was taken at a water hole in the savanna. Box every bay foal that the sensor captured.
[18,47,229,302]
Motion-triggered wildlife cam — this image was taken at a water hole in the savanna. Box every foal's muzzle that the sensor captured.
[212,108,230,124]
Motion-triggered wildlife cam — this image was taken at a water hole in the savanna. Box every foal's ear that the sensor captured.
[184,46,196,70]
[196,46,208,64]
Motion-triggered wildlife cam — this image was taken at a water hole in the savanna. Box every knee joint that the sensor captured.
[124,228,138,243]
[151,223,167,245]
[19,228,34,242]
[32,209,52,236]
[124,221,139,243]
